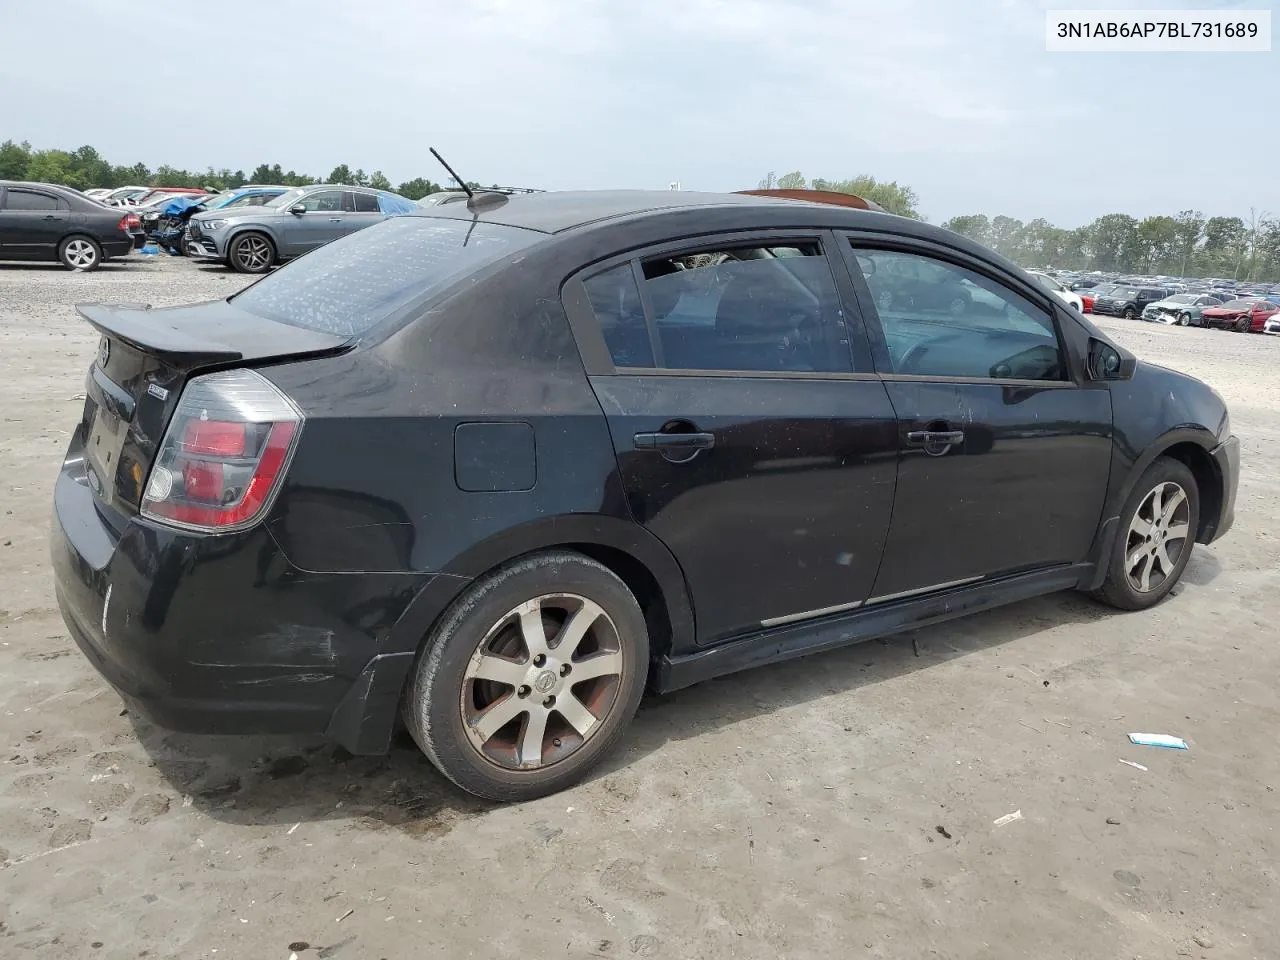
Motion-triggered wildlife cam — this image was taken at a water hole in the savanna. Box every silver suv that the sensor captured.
[187,184,415,273]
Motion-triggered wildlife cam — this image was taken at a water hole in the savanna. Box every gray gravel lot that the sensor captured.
[1,256,1278,959]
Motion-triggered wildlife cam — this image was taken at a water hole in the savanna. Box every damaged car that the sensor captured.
[52,190,1238,800]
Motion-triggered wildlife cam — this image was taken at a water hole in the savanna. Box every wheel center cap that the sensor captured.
[533,670,558,694]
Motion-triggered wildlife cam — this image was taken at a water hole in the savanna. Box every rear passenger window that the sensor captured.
[4,189,61,211]
[641,244,853,373]
[582,265,653,368]
[352,192,379,213]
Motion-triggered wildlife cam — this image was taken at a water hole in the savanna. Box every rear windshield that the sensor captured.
[231,216,543,336]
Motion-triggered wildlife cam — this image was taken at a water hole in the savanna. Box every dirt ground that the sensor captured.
[1,256,1277,960]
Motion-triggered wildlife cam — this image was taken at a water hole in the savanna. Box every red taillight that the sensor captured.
[118,213,141,231]
[184,420,247,457]
[141,370,302,533]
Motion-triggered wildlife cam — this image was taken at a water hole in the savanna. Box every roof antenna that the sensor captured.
[429,147,473,200]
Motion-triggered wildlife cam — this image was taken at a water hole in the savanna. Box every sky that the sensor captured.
[0,0,1275,226]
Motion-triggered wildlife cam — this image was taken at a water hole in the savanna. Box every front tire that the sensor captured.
[227,232,275,273]
[1235,317,1251,333]
[403,551,649,801]
[59,236,102,271]
[1178,312,1191,326]
[1092,457,1199,611]
[1123,305,1136,319]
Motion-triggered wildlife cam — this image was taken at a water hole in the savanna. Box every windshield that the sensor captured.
[231,216,544,336]
[1110,288,1138,299]
[1164,294,1196,304]
[1221,299,1258,309]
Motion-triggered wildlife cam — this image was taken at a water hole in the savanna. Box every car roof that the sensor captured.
[408,189,827,235]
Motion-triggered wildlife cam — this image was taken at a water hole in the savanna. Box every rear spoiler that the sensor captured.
[76,302,350,370]
[78,303,243,367]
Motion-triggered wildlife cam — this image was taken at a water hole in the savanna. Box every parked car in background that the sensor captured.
[51,190,1238,800]
[1200,298,1280,333]
[209,186,291,210]
[101,186,151,205]
[133,187,207,206]
[1091,286,1168,319]
[0,180,140,269]
[1142,293,1222,326]
[186,184,417,272]
[1028,271,1084,311]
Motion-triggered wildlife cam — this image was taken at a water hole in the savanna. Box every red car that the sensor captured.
[1080,292,1095,313]
[1200,298,1279,333]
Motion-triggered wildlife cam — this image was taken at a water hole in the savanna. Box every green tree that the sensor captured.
[1136,215,1178,272]
[1087,214,1139,272]
[1172,210,1205,276]
[815,175,920,219]
[0,140,32,179]
[776,170,806,190]
[396,177,440,200]
[367,170,393,191]
[25,149,79,187]
[327,163,353,184]
[941,214,992,247]
[989,215,1026,261]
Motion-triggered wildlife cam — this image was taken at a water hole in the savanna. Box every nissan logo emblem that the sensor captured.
[98,338,110,367]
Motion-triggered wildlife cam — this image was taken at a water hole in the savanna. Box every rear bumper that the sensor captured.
[1207,434,1239,543]
[104,235,136,258]
[50,448,435,752]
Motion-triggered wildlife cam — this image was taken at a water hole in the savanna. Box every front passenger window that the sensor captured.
[853,248,1065,382]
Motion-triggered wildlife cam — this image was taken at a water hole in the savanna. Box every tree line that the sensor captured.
[758,169,1279,282]
[0,140,462,201]
[5,142,1274,281]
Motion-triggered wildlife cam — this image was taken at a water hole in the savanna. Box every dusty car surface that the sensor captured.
[51,190,1238,800]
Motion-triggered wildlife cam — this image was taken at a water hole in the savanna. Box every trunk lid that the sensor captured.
[76,299,347,513]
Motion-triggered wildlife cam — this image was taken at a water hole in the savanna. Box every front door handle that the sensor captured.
[634,431,716,452]
[328,217,344,222]
[906,429,964,456]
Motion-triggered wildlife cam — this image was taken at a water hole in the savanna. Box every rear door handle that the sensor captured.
[634,431,716,451]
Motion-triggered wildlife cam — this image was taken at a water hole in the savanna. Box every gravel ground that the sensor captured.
[1,256,1277,960]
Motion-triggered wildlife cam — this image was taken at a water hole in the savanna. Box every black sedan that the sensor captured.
[51,190,1238,800]
[1091,285,1169,318]
[0,180,141,269]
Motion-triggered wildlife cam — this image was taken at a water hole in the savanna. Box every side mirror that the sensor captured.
[1087,338,1136,381]
[289,203,306,216]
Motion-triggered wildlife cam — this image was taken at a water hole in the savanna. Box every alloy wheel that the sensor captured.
[460,594,625,770]
[235,235,272,271]
[65,239,97,269]
[948,296,968,316]
[1124,481,1190,593]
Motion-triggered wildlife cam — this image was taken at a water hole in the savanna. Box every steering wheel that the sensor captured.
[897,341,932,374]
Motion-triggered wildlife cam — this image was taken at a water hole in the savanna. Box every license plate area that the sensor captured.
[85,401,130,503]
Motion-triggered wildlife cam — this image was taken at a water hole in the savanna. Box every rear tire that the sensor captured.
[1092,457,1199,611]
[403,551,649,801]
[227,231,275,273]
[59,236,102,271]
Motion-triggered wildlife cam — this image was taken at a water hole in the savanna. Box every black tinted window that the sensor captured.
[352,192,379,213]
[583,265,653,368]
[640,244,853,373]
[4,189,61,211]
[854,247,1064,381]
[232,216,542,336]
